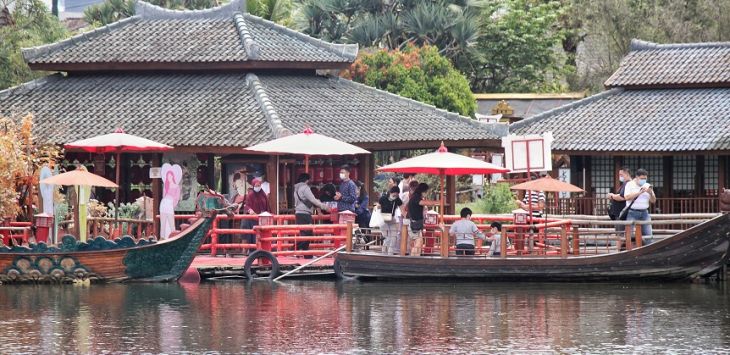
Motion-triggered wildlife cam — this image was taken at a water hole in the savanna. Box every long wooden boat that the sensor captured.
[335,214,730,282]
[0,192,228,284]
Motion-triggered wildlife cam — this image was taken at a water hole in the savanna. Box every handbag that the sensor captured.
[381,202,396,223]
[410,219,424,232]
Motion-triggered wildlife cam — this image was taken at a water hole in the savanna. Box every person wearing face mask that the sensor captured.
[608,167,631,228]
[334,165,358,213]
[241,178,271,252]
[623,168,656,244]
[450,208,487,256]
[378,186,403,254]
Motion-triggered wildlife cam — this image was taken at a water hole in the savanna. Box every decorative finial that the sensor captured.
[114,128,125,134]
[303,127,314,135]
[437,141,448,153]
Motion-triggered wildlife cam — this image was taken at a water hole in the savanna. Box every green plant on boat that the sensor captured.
[458,183,517,214]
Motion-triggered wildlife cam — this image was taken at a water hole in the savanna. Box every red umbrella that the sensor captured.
[64,128,173,219]
[378,142,510,222]
[243,127,370,172]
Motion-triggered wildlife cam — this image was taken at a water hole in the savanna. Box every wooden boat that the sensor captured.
[0,192,230,284]
[335,214,730,282]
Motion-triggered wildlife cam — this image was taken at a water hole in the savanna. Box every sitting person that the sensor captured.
[449,208,486,256]
[486,222,503,257]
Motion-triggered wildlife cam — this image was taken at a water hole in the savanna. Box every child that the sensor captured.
[449,207,486,256]
[487,222,503,257]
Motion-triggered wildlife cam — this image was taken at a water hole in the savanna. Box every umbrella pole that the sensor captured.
[305,155,309,174]
[440,172,445,224]
[115,151,121,227]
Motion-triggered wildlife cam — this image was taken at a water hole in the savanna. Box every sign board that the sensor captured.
[501,132,553,173]
[558,168,571,199]
[149,167,161,179]
[490,154,504,183]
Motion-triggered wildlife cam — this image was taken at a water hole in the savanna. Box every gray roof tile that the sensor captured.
[22,0,357,67]
[256,74,504,143]
[605,39,730,88]
[510,88,730,152]
[0,73,272,147]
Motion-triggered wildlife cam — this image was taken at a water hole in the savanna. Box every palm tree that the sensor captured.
[247,0,294,24]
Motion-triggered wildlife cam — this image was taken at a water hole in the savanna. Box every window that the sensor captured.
[590,156,613,196]
[624,156,664,197]
[673,156,696,195]
[705,156,719,195]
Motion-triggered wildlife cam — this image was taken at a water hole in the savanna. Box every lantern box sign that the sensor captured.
[338,210,357,224]
[34,213,54,228]
[425,210,439,225]
[149,167,161,179]
[258,212,274,226]
[512,209,529,225]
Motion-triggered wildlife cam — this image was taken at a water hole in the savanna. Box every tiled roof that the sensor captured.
[0,73,273,147]
[510,88,730,152]
[22,0,357,69]
[255,74,505,143]
[604,39,730,88]
[0,73,504,148]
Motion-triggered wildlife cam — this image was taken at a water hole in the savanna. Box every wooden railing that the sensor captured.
[544,197,719,216]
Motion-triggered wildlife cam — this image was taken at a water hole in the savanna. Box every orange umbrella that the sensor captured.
[40,169,118,188]
[378,142,510,222]
[510,176,583,193]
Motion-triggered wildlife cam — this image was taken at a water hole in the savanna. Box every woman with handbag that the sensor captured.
[378,186,403,254]
[407,183,439,256]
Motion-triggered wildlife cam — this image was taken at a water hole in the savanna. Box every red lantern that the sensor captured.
[34,213,54,244]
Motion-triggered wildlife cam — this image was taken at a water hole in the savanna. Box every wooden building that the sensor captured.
[0,0,505,218]
[511,39,730,215]
[475,92,585,124]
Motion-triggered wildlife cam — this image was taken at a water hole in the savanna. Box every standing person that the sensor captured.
[623,168,656,245]
[354,181,371,229]
[398,174,414,202]
[408,183,439,256]
[294,173,329,258]
[334,165,357,212]
[608,167,632,230]
[378,186,403,254]
[517,174,546,219]
[241,178,270,252]
[450,207,486,256]
[382,176,400,198]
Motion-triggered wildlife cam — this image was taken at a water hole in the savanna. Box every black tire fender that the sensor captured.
[244,250,280,280]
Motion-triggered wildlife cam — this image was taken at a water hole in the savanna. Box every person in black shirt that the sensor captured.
[608,167,632,231]
[407,183,439,256]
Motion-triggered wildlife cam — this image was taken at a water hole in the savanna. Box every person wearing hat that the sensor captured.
[241,178,271,251]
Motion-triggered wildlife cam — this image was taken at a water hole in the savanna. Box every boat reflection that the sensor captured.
[0,281,727,353]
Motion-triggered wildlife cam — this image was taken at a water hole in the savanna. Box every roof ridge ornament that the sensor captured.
[630,38,730,51]
[233,12,260,60]
[245,73,291,139]
[437,142,448,153]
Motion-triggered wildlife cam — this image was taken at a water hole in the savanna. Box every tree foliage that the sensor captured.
[0,113,61,221]
[296,0,484,60]
[0,0,67,90]
[342,44,477,117]
[462,0,568,93]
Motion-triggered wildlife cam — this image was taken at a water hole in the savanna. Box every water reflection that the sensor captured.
[0,281,728,353]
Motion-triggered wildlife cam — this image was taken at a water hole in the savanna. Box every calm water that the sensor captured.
[1,280,729,354]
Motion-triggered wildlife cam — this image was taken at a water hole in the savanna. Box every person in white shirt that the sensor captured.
[623,168,656,244]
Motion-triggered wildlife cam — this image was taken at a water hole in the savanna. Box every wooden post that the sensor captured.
[719,156,726,192]
[345,221,353,253]
[440,226,449,258]
[152,153,161,237]
[500,229,507,259]
[362,154,375,209]
[446,175,456,216]
[266,155,278,215]
[572,226,580,255]
[560,225,568,258]
[400,224,408,256]
[635,224,643,247]
[210,217,219,256]
[624,224,633,251]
